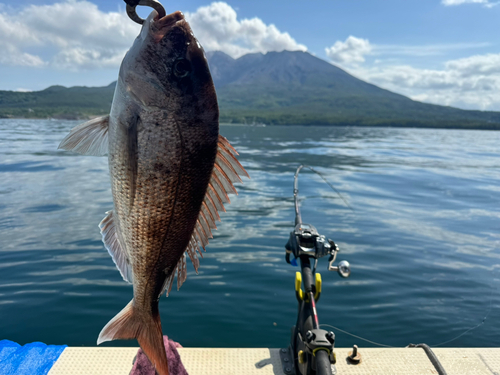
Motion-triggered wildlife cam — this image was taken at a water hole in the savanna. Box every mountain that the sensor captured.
[1,50,499,129]
[207,51,500,128]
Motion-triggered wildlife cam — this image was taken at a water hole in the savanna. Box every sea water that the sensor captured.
[0,119,499,348]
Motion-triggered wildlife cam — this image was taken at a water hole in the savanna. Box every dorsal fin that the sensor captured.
[164,135,249,295]
[58,115,110,156]
[99,210,133,283]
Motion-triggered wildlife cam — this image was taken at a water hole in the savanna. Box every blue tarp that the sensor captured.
[0,340,67,375]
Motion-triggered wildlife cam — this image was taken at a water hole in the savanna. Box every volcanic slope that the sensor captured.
[207,50,500,128]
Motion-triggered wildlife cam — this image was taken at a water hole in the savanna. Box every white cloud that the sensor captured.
[0,1,306,70]
[443,0,487,4]
[325,36,371,65]
[442,0,500,7]
[0,43,45,67]
[373,42,491,57]
[0,0,139,70]
[52,47,126,70]
[324,34,500,110]
[0,12,45,67]
[342,53,500,110]
[185,2,306,58]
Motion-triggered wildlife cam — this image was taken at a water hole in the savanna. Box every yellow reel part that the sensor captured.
[295,272,304,300]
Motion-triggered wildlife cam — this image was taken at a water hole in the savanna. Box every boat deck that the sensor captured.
[46,347,500,375]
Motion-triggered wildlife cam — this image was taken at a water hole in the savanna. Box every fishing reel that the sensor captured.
[285,223,350,278]
[285,223,332,259]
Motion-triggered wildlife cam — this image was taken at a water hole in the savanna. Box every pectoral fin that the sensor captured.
[58,115,109,156]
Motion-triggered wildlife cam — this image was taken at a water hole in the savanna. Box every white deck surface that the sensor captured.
[47,347,500,375]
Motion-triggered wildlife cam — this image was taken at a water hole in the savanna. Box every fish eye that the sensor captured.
[173,58,191,78]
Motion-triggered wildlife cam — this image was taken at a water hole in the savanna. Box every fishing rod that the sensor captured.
[281,165,351,375]
[284,166,453,375]
[293,165,352,227]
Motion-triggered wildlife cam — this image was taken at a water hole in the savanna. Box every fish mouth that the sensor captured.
[150,10,188,43]
[156,10,185,29]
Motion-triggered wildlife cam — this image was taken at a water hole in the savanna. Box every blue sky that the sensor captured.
[1,0,500,110]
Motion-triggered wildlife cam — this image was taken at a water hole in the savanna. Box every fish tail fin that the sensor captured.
[97,300,170,375]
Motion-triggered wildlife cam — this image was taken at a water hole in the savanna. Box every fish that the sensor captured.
[58,9,248,375]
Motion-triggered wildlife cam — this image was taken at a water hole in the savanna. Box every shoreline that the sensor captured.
[2,116,500,131]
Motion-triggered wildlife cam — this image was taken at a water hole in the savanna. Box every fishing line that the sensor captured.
[295,165,354,211]
[430,285,495,347]
[320,284,496,348]
[319,323,394,348]
[295,167,497,348]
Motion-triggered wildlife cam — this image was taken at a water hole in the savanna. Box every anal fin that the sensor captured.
[99,210,133,283]
[162,253,188,297]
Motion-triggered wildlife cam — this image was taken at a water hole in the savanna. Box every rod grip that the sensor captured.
[314,349,332,375]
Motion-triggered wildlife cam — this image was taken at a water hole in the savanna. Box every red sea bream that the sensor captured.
[59,9,248,375]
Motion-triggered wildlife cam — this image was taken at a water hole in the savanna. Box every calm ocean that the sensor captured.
[0,119,499,349]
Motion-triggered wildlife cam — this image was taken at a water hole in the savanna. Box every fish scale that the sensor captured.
[114,114,184,287]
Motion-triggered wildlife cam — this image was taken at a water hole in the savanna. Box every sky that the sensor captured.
[1,0,500,110]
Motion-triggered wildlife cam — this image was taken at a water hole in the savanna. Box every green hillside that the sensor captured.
[0,83,115,120]
[1,50,499,129]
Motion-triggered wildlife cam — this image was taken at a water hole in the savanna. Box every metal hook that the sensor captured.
[126,0,166,25]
